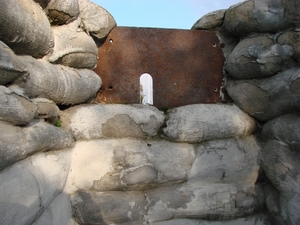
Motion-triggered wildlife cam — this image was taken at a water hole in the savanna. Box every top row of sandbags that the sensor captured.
[0,0,116,59]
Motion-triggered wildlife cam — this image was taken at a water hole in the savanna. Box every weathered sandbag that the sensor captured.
[278,31,300,62]
[0,0,53,58]
[45,18,98,69]
[189,136,260,185]
[71,183,263,224]
[0,120,74,170]
[78,0,116,39]
[64,138,195,193]
[226,67,300,121]
[32,98,60,121]
[71,190,146,224]
[162,104,256,143]
[9,56,101,105]
[0,41,28,85]
[265,182,300,225]
[32,192,76,225]
[61,104,165,140]
[225,35,294,79]
[0,86,36,125]
[282,0,300,27]
[151,214,269,225]
[223,0,289,36]
[262,140,300,194]
[262,113,300,151]
[45,0,79,25]
[0,150,71,225]
[192,9,226,30]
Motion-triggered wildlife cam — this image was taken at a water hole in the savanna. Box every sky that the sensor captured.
[91,0,243,29]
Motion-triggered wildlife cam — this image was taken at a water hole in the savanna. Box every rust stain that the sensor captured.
[94,26,224,109]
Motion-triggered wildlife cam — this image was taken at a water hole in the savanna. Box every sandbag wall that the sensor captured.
[193,0,300,224]
[0,0,299,225]
[0,0,115,224]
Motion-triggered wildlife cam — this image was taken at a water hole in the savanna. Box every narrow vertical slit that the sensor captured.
[140,73,153,105]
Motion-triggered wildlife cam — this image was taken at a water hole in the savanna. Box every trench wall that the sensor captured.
[0,0,300,225]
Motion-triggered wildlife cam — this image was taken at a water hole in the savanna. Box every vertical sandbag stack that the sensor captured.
[193,0,300,224]
[0,0,116,224]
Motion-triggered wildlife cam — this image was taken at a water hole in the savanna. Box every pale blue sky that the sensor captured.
[91,0,243,29]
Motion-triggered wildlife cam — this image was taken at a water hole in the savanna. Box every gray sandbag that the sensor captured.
[0,86,36,125]
[282,0,300,28]
[78,0,116,39]
[0,120,74,170]
[226,66,300,121]
[262,140,300,194]
[60,104,165,140]
[225,35,294,79]
[151,214,269,225]
[264,165,300,225]
[0,150,71,225]
[64,138,195,193]
[71,183,263,224]
[0,0,53,58]
[9,56,101,105]
[71,190,146,224]
[31,192,76,225]
[189,136,260,185]
[262,113,300,151]
[192,9,227,30]
[32,98,60,121]
[0,41,28,85]
[278,31,300,62]
[162,104,256,143]
[45,0,79,25]
[223,0,289,36]
[45,18,98,69]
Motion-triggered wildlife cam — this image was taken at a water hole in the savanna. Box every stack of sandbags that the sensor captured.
[192,0,300,224]
[0,0,116,224]
[60,103,264,224]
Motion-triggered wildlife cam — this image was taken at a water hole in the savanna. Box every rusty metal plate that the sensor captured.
[94,26,224,109]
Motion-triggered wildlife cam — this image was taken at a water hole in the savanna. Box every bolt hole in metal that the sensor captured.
[109,86,113,90]
[214,88,218,92]
[212,43,217,47]
[140,73,153,105]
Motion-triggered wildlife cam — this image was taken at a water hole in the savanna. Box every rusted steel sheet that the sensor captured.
[94,26,224,109]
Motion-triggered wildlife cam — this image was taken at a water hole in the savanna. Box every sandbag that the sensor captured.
[60,104,165,140]
[262,140,300,194]
[223,0,289,36]
[9,56,102,105]
[32,98,60,121]
[0,120,74,170]
[163,104,256,143]
[64,138,194,194]
[0,150,71,225]
[32,193,76,225]
[0,86,36,125]
[226,66,300,121]
[225,35,294,79]
[45,18,98,69]
[71,183,263,224]
[0,41,28,85]
[262,113,300,151]
[78,0,116,39]
[0,0,53,58]
[45,0,79,25]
